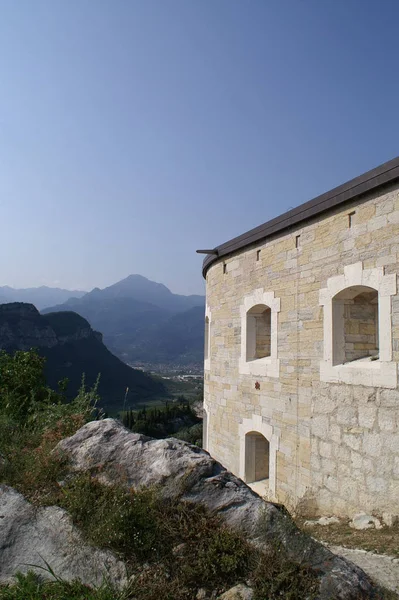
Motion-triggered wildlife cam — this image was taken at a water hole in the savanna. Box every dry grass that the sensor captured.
[296,517,399,557]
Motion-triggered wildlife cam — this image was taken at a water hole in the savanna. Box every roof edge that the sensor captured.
[202,155,399,278]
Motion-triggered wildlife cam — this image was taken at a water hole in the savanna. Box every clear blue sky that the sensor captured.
[1,0,399,295]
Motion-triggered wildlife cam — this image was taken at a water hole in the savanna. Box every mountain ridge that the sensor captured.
[42,274,205,368]
[80,274,205,313]
[0,285,86,310]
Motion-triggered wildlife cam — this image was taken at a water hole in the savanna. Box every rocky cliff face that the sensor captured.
[0,303,94,351]
[0,303,168,410]
[0,303,58,350]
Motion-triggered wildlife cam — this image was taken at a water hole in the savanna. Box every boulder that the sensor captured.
[350,513,383,531]
[55,419,378,599]
[0,485,127,588]
[218,583,254,599]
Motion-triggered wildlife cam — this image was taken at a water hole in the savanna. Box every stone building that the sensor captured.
[199,156,399,519]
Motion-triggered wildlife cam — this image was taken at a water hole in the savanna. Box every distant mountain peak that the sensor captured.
[110,274,171,291]
[40,274,205,369]
[82,274,203,313]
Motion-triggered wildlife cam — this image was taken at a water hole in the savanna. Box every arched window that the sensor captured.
[204,316,210,361]
[319,262,397,388]
[246,304,271,361]
[332,286,378,365]
[245,431,270,484]
[239,414,279,500]
[239,289,280,377]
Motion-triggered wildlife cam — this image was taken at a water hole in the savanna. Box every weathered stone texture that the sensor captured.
[205,184,399,518]
[54,420,378,599]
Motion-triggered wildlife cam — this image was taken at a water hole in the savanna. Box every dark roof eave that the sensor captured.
[202,155,399,278]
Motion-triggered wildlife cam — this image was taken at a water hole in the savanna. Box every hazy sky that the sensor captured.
[1,1,399,295]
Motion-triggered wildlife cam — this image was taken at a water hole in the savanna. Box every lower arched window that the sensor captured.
[245,431,270,484]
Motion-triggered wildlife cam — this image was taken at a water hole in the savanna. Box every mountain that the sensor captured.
[43,275,205,368]
[0,303,167,411]
[111,306,206,365]
[75,274,205,313]
[0,286,86,310]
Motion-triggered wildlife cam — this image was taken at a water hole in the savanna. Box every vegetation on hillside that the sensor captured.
[0,350,395,600]
[121,399,202,444]
[0,304,169,411]
[0,349,100,504]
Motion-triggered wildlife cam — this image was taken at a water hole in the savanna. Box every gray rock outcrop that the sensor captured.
[0,303,93,351]
[0,485,127,588]
[218,583,254,599]
[0,303,58,350]
[350,513,383,530]
[55,419,379,599]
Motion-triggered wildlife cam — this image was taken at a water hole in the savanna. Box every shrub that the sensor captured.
[59,475,164,561]
[0,350,100,503]
[171,423,203,446]
[121,400,200,439]
[57,476,320,599]
[0,571,122,600]
[0,350,56,425]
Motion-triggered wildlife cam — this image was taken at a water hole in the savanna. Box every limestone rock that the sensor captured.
[172,543,186,556]
[218,583,254,599]
[0,485,127,588]
[350,513,383,530]
[304,516,340,526]
[55,419,379,600]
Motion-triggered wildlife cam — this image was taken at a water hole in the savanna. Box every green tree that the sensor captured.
[0,349,59,423]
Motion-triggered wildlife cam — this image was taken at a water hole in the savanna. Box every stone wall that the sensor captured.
[204,183,399,519]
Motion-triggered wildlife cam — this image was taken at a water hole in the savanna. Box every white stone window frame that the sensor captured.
[204,306,211,371]
[319,261,397,389]
[239,289,280,377]
[239,414,279,499]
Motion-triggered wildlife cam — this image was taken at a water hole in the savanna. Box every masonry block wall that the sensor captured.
[203,182,399,518]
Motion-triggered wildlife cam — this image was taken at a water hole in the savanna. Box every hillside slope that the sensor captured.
[0,303,167,411]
